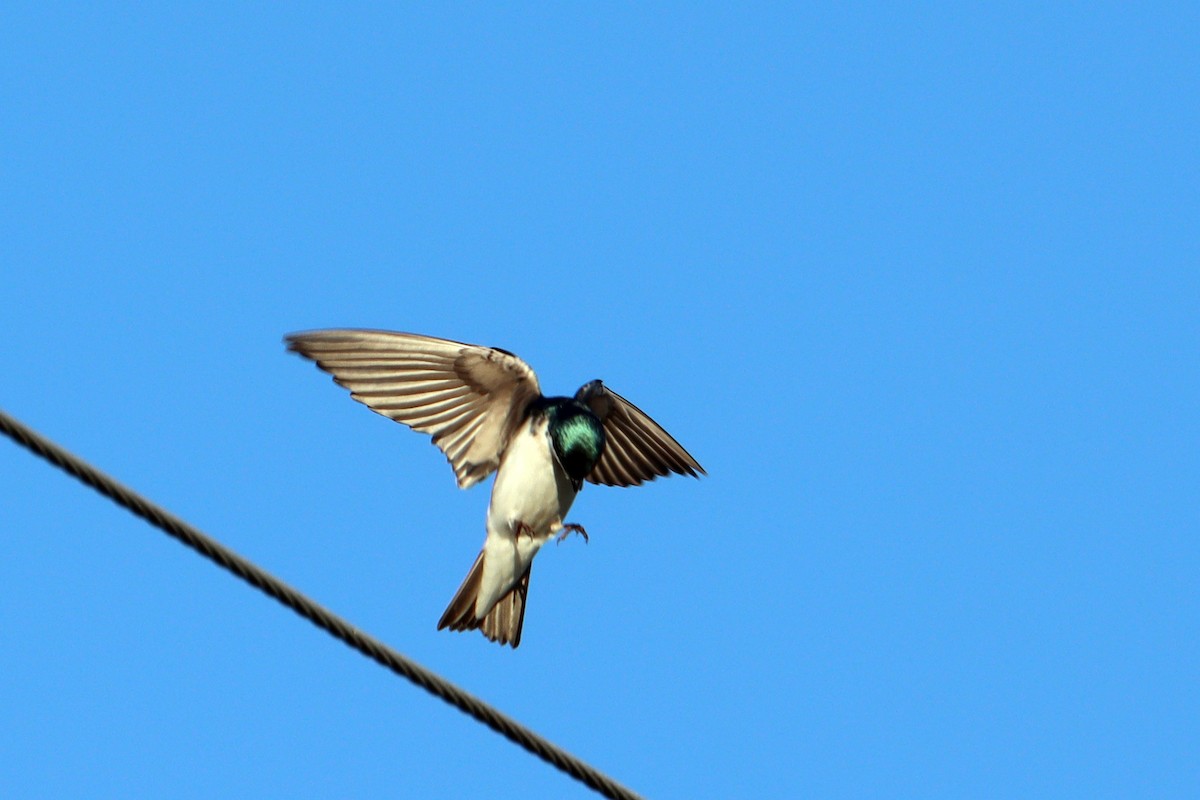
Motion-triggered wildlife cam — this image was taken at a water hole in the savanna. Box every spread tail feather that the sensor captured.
[437,550,531,648]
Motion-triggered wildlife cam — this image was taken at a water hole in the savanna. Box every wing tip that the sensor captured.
[283,332,306,354]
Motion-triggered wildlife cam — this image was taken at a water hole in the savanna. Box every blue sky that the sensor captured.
[2,4,1196,798]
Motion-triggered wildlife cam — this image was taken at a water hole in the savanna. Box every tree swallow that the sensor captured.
[286,329,704,648]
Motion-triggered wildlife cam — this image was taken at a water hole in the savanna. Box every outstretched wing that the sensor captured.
[286,329,542,489]
[576,380,704,487]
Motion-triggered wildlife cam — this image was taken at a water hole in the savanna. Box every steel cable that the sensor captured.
[0,409,644,800]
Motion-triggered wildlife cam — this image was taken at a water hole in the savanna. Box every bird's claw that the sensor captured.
[556,523,589,545]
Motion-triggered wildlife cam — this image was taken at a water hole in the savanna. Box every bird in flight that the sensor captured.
[286,329,704,648]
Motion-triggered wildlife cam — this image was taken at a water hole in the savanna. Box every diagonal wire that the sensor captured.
[0,409,644,800]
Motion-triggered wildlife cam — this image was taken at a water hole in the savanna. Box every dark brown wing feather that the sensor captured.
[580,382,704,487]
[286,329,542,488]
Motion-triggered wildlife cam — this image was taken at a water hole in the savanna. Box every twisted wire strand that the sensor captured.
[0,409,644,800]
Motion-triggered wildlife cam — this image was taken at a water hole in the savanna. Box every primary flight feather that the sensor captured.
[286,329,704,647]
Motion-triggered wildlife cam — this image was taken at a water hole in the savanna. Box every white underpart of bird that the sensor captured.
[476,413,577,617]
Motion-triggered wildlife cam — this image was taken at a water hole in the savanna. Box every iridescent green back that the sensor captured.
[547,402,605,482]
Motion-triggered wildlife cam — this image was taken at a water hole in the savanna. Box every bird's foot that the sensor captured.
[556,523,589,545]
[515,521,537,540]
